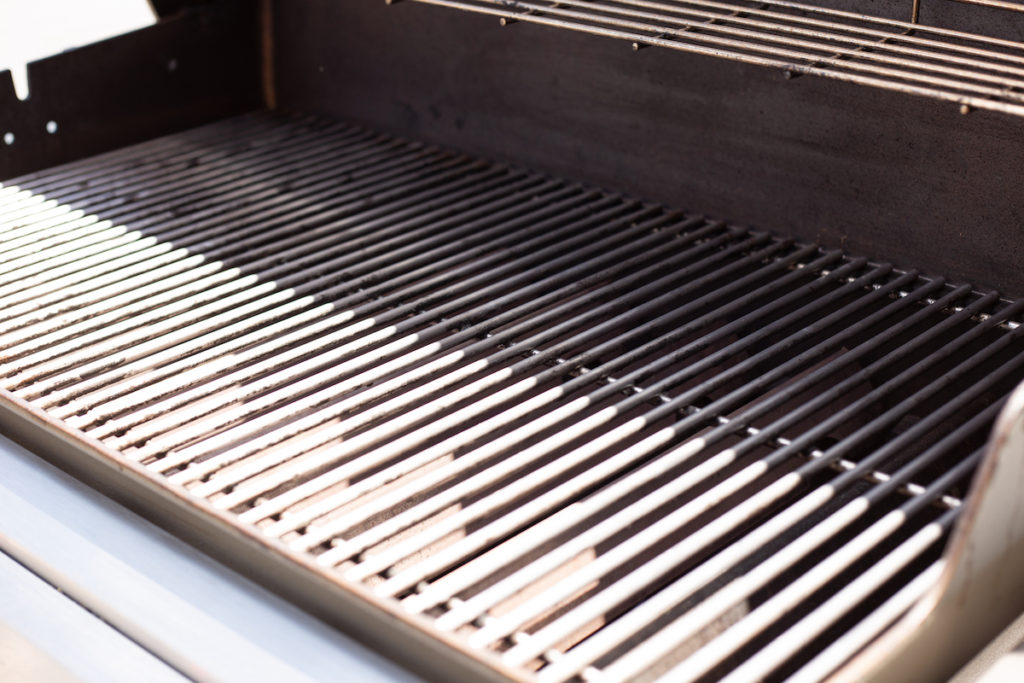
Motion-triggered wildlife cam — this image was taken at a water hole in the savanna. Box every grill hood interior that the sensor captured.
[2,2,1024,682]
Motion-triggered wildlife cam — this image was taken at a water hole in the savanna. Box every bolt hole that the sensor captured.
[167,58,178,73]
[46,120,58,134]
[2,132,13,145]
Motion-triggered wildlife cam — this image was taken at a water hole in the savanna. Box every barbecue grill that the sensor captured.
[3,1,1024,681]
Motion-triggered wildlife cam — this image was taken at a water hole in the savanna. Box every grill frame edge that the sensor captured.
[0,387,527,683]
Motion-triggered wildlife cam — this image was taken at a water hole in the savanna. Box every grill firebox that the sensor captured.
[2,111,1023,681]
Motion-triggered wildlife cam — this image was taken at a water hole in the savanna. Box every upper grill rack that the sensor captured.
[400,0,1024,117]
[2,111,1024,682]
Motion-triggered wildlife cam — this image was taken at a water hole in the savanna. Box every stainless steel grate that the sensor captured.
[398,0,1024,117]
[2,111,1024,681]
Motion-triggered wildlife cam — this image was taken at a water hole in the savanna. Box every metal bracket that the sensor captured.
[841,379,1024,682]
[0,2,261,181]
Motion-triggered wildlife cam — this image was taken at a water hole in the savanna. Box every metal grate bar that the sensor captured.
[401,0,1024,116]
[516,301,1021,680]
[44,176,577,417]
[786,561,946,683]
[602,416,994,682]
[258,249,862,546]
[0,128,438,324]
[172,230,775,492]
[702,453,977,682]
[2,112,1022,682]
[1,152,500,382]
[109,201,700,461]
[385,277,974,615]
[0,115,291,218]
[0,159,532,338]
[2,113,292,193]
[312,265,923,576]
[454,353,1010,661]
[0,118,366,255]
[516,0,1024,94]
[6,160,555,384]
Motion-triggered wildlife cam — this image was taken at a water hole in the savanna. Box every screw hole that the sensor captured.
[2,132,13,145]
[46,120,58,134]
[167,58,178,72]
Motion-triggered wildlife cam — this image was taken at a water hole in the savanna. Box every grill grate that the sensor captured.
[398,0,1024,117]
[2,111,1024,681]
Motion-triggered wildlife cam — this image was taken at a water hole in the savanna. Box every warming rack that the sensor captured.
[396,0,1024,117]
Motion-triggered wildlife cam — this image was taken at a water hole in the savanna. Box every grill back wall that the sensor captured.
[272,0,1024,297]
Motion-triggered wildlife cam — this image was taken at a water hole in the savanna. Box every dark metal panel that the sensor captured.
[271,0,1024,297]
[148,0,211,18]
[0,2,261,181]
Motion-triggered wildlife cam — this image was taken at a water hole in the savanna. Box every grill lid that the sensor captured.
[2,111,1023,682]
